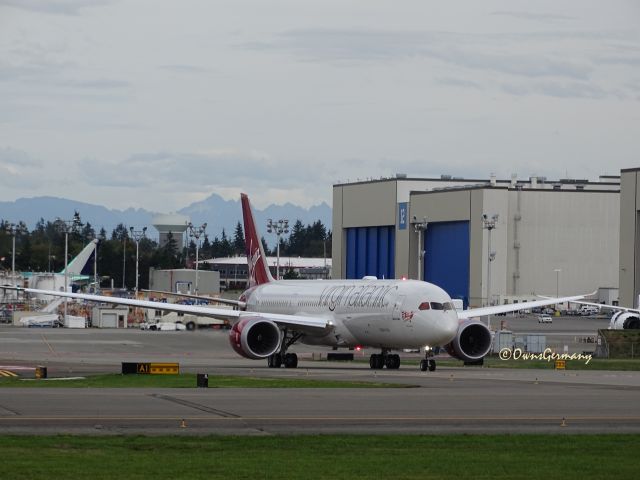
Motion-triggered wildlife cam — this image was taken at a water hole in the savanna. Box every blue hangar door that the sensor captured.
[424,221,470,307]
[345,226,395,279]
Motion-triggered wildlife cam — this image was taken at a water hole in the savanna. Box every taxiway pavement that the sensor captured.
[1,322,638,435]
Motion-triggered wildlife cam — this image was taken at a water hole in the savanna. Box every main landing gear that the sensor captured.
[267,329,302,369]
[369,350,401,370]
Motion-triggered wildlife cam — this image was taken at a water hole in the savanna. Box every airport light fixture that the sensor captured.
[129,227,147,295]
[554,268,562,310]
[57,213,83,324]
[187,222,207,295]
[4,223,27,287]
[266,219,289,280]
[481,213,499,330]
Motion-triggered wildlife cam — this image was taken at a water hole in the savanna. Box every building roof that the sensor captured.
[202,256,332,268]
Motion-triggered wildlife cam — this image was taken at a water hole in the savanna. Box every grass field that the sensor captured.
[437,357,640,371]
[0,373,408,389]
[0,435,636,480]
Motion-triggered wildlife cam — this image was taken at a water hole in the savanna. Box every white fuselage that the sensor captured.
[244,279,459,349]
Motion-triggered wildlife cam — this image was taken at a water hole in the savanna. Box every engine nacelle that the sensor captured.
[610,311,640,330]
[228,316,281,359]
[444,319,493,363]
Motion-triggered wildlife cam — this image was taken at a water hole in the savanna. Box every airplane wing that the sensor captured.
[5,287,330,332]
[141,289,246,309]
[456,293,593,320]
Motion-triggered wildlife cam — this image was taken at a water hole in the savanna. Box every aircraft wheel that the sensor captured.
[268,353,282,368]
[284,353,298,368]
[428,359,436,372]
[370,354,384,369]
[385,354,400,369]
[419,359,428,372]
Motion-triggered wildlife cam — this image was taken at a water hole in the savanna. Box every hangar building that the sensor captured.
[332,174,620,308]
[619,167,640,308]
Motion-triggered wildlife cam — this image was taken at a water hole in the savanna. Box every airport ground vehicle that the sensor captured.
[579,305,600,316]
[537,315,553,324]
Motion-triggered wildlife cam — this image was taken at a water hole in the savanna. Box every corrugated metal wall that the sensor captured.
[346,226,395,279]
[424,221,470,307]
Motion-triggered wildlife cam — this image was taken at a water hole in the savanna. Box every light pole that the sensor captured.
[554,268,561,311]
[122,235,127,289]
[129,227,147,295]
[4,223,26,287]
[481,214,498,330]
[266,219,289,280]
[187,222,207,295]
[57,213,83,324]
[5,223,27,311]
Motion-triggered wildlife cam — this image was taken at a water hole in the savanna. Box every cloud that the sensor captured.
[0,0,113,16]
[158,65,211,74]
[249,28,594,80]
[501,81,607,99]
[491,11,576,22]
[82,149,336,191]
[0,147,44,188]
[435,77,483,90]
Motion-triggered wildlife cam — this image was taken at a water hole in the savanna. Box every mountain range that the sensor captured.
[0,194,332,244]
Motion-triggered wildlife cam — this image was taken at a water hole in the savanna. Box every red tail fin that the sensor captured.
[241,193,274,286]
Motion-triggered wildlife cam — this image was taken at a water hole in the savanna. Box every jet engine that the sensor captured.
[444,320,493,363]
[610,311,640,330]
[228,316,281,359]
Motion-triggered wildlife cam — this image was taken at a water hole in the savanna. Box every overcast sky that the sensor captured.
[1,0,638,212]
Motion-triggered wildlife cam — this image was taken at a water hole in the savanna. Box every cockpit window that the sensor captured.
[430,301,454,311]
[418,302,430,310]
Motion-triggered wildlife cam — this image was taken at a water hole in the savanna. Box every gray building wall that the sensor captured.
[149,268,220,295]
[619,169,640,307]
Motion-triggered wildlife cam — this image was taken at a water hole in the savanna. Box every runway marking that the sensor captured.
[0,370,18,377]
[40,334,56,355]
[149,394,240,418]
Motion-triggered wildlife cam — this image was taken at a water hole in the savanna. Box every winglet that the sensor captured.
[241,193,274,286]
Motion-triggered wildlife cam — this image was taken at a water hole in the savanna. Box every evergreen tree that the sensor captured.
[233,222,245,255]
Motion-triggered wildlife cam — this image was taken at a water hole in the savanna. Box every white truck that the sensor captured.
[579,305,600,316]
[144,308,229,330]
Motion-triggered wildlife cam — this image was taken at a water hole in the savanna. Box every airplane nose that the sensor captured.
[444,313,459,338]
[435,313,459,345]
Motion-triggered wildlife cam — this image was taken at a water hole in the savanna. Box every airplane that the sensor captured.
[572,300,640,330]
[3,194,589,371]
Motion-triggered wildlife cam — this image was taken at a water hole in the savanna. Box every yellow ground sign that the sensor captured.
[555,359,566,370]
[136,363,179,375]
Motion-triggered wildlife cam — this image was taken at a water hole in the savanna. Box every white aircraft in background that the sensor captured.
[4,194,589,371]
[573,300,640,330]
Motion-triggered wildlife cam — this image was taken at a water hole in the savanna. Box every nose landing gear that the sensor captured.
[419,348,436,372]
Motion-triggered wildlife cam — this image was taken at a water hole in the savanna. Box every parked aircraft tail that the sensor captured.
[241,194,274,286]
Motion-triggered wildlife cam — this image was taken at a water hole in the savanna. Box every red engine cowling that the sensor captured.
[444,319,493,363]
[229,316,281,359]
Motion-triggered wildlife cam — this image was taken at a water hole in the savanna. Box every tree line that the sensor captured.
[1,215,331,290]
